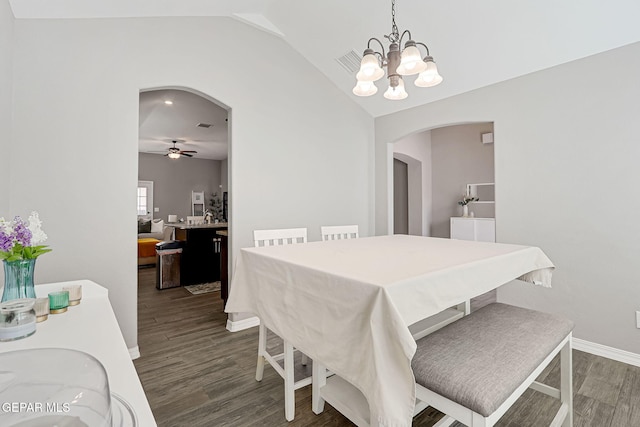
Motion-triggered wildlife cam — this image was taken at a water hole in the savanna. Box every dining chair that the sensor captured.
[253,227,311,421]
[320,225,359,241]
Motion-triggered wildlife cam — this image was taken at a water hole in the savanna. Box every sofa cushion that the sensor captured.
[151,219,164,233]
[138,219,151,233]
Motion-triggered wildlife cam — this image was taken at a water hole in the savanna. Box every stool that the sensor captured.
[412,303,574,427]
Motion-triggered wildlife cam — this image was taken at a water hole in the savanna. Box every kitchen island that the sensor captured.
[166,222,228,286]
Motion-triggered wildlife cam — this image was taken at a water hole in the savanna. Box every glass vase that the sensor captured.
[462,205,469,217]
[2,259,37,302]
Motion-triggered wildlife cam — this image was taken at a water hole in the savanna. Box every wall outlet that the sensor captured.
[636,311,640,328]
[154,207,159,212]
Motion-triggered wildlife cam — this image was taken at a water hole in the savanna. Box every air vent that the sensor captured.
[197,123,212,128]
[335,49,362,74]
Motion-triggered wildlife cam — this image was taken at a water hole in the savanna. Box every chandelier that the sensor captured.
[353,0,443,100]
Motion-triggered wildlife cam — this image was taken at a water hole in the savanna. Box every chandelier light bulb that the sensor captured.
[397,42,428,76]
[357,51,384,82]
[352,80,378,97]
[415,58,443,87]
[383,77,408,100]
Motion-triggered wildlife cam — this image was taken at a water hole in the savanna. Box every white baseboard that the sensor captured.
[129,346,141,360]
[573,338,640,367]
[226,316,260,332]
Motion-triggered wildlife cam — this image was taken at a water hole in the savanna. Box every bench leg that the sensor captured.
[255,322,266,381]
[561,339,573,427]
[471,412,488,427]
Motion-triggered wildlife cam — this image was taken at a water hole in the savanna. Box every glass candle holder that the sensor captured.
[0,299,36,341]
[34,297,50,322]
[63,285,82,306]
[48,291,69,314]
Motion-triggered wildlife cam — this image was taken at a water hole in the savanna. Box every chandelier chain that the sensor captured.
[386,0,400,43]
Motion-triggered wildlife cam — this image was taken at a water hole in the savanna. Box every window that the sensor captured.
[137,187,148,216]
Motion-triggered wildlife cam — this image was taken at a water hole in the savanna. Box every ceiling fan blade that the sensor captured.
[180,150,197,154]
[181,153,194,158]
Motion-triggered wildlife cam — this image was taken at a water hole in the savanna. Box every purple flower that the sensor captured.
[0,230,12,252]
[12,216,32,247]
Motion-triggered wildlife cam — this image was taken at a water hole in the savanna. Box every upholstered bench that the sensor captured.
[412,303,574,427]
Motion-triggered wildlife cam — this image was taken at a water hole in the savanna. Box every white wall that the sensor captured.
[0,0,12,214]
[393,132,432,236]
[10,17,373,349]
[138,153,222,221]
[376,42,640,354]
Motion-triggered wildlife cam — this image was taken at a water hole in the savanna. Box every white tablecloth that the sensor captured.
[225,235,554,426]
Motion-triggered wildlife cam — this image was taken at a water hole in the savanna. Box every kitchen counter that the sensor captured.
[166,222,228,230]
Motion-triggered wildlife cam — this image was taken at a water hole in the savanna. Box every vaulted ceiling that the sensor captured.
[9,0,640,158]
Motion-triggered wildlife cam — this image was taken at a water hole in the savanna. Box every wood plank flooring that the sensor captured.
[134,266,640,426]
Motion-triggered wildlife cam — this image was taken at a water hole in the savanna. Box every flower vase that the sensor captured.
[462,205,469,217]
[2,259,37,302]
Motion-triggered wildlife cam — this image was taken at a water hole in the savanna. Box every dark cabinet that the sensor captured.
[174,226,227,286]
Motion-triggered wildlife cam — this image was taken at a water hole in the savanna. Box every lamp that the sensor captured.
[352,0,443,99]
[168,152,180,159]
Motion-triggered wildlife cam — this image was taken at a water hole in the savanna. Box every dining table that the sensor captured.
[225,234,555,427]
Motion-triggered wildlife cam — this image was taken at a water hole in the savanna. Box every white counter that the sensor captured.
[0,279,156,426]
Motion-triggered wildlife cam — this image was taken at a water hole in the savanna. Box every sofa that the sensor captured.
[138,219,174,266]
[138,218,173,241]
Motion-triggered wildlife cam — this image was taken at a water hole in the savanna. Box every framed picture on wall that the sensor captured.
[192,191,205,216]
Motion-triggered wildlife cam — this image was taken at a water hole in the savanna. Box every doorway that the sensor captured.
[393,159,409,234]
[392,122,494,238]
[136,86,231,337]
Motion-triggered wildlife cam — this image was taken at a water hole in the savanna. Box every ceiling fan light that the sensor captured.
[168,152,180,159]
[352,80,378,97]
[397,43,427,76]
[357,50,384,82]
[383,77,408,100]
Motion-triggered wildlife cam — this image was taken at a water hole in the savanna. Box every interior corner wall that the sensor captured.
[375,42,640,354]
[430,123,494,238]
[393,132,432,236]
[138,153,222,220]
[10,17,373,349]
[0,0,13,214]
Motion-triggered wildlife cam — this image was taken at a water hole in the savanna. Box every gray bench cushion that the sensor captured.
[412,303,574,417]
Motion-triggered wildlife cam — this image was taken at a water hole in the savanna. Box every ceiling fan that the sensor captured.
[163,140,197,159]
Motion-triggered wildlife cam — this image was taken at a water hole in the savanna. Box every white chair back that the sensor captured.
[254,228,308,247]
[320,225,359,241]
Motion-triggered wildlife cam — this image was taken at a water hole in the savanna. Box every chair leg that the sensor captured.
[561,339,573,427]
[312,360,326,414]
[284,341,295,421]
[255,322,266,381]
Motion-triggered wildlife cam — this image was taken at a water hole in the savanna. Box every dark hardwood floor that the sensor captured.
[134,265,640,426]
